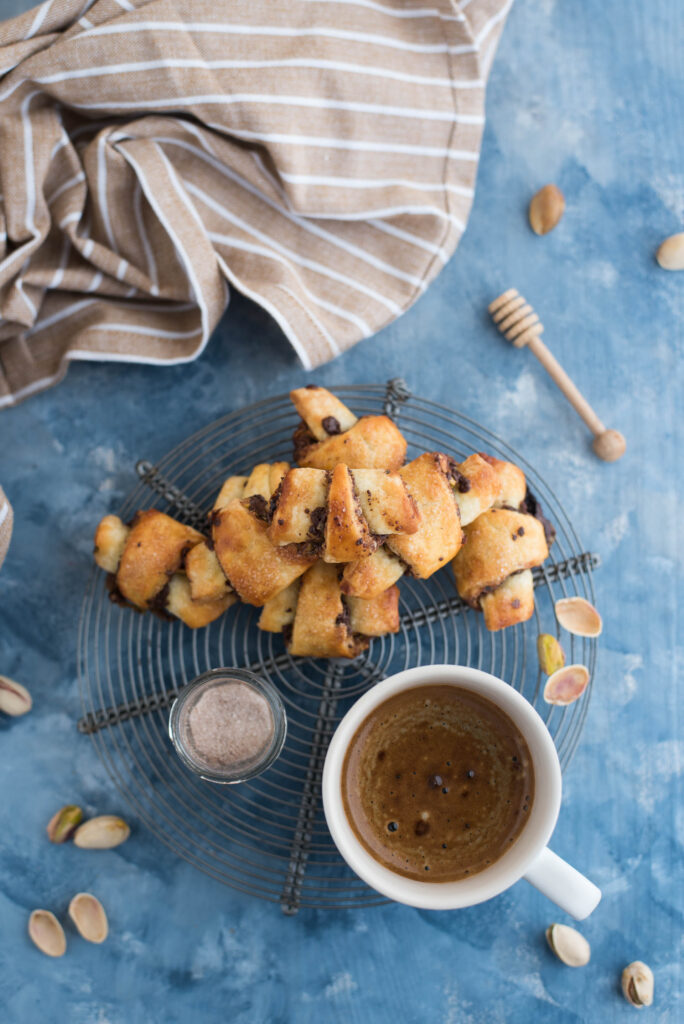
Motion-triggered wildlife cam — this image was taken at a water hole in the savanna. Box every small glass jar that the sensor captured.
[168,668,287,784]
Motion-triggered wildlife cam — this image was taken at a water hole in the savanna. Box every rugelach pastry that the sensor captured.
[258,561,399,659]
[268,464,419,562]
[340,452,536,599]
[451,507,551,631]
[94,510,234,628]
[290,385,407,471]
[208,462,318,607]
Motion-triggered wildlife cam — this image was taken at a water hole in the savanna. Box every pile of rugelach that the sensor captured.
[94,387,555,658]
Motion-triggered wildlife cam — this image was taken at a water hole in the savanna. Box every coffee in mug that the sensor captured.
[341,685,534,882]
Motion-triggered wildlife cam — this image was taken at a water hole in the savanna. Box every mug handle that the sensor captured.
[523,847,601,920]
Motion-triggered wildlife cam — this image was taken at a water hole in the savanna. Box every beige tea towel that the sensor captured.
[0,0,513,408]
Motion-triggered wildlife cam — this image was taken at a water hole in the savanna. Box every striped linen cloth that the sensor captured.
[0,0,512,408]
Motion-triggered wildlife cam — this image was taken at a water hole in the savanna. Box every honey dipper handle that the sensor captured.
[526,335,606,436]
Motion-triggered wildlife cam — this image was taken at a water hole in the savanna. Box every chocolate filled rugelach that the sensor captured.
[93,510,234,628]
[268,463,419,562]
[258,561,399,659]
[341,451,471,597]
[207,461,321,607]
[290,385,407,471]
[340,452,533,599]
[451,507,551,631]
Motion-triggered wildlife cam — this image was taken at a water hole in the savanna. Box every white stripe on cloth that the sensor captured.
[0,58,484,98]
[78,21,478,56]
[24,0,53,40]
[278,172,475,198]
[67,91,485,125]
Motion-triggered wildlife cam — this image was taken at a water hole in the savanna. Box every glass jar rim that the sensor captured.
[168,668,287,784]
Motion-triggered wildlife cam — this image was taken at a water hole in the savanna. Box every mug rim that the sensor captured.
[322,665,562,910]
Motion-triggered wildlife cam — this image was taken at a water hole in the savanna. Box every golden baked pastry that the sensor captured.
[268,464,419,562]
[291,386,406,470]
[385,453,464,578]
[340,451,533,598]
[93,510,233,627]
[258,561,399,658]
[451,508,550,630]
[340,545,405,600]
[212,498,316,607]
[208,459,315,606]
[478,453,527,510]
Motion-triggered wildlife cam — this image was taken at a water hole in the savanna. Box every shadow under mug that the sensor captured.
[322,665,601,919]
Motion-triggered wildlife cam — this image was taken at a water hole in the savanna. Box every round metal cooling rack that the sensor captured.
[77,380,599,913]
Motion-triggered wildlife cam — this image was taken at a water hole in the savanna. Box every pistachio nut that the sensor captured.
[554,597,603,638]
[46,805,83,844]
[621,961,654,1008]
[68,892,108,944]
[544,664,590,706]
[0,675,32,716]
[537,634,566,676]
[28,909,66,958]
[529,184,565,235]
[73,815,130,850]
[545,923,591,967]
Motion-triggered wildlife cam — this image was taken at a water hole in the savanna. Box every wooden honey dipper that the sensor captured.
[489,289,626,462]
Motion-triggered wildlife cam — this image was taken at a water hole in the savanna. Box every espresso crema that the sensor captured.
[341,685,534,882]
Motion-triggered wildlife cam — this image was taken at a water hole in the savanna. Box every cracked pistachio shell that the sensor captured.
[555,597,603,638]
[622,961,654,1008]
[544,664,590,706]
[0,675,32,716]
[73,815,130,850]
[537,634,566,675]
[545,923,590,967]
[69,892,108,944]
[46,805,83,844]
[28,909,66,958]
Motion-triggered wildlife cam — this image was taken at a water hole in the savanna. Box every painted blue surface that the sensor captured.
[0,0,682,1021]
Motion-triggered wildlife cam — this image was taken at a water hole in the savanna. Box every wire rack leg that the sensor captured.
[279,663,344,915]
[135,460,207,529]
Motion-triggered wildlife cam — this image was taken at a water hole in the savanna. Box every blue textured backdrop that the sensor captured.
[0,1,682,1021]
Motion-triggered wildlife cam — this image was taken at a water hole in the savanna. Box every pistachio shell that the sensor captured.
[68,892,108,944]
[28,909,66,957]
[655,232,684,271]
[555,597,603,638]
[73,815,130,850]
[46,805,83,844]
[621,961,654,1008]
[529,184,565,235]
[0,675,32,716]
[545,923,590,967]
[544,665,590,706]
[537,634,566,675]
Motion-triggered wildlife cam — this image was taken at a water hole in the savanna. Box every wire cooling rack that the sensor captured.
[77,380,599,912]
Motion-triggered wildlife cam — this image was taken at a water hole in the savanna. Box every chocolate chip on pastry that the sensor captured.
[290,386,407,471]
[258,561,399,659]
[93,510,234,628]
[340,451,536,598]
[451,508,551,631]
[267,464,419,562]
[209,462,316,606]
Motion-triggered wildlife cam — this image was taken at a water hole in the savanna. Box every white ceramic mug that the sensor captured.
[322,665,601,919]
